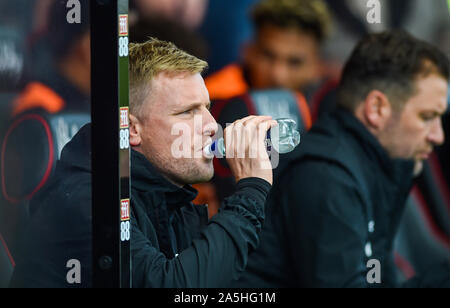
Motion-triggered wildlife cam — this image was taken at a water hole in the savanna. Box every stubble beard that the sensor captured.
[149,151,214,186]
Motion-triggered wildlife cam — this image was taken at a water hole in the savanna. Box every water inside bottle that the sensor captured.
[271,118,301,154]
[204,118,301,157]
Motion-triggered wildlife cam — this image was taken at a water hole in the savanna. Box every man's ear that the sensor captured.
[129,114,142,147]
[79,33,91,62]
[363,90,392,131]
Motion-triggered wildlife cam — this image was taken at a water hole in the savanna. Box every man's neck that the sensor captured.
[132,147,185,188]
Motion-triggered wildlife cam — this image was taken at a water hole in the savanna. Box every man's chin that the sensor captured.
[189,162,214,184]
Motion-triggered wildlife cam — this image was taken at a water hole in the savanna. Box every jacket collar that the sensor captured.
[130,149,198,210]
[59,123,92,172]
[58,125,198,211]
[334,108,415,187]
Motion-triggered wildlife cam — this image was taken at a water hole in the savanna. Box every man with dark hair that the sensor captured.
[235,30,450,288]
[205,0,331,102]
[196,0,330,211]
[15,0,91,115]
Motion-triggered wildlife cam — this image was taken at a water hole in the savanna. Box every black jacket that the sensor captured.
[130,148,271,287]
[9,123,92,288]
[10,123,271,287]
[235,108,450,288]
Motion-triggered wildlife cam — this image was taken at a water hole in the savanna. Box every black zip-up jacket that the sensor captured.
[130,148,271,287]
[234,108,450,288]
[9,123,271,287]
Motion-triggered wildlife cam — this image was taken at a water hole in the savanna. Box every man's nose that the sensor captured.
[203,109,218,137]
[270,62,289,88]
[428,118,445,146]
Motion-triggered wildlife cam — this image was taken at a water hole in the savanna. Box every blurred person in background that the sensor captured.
[0,0,90,259]
[234,30,450,288]
[198,0,259,75]
[0,1,36,280]
[198,0,330,212]
[322,0,450,73]
[129,12,208,61]
[130,0,208,31]
[0,0,34,34]
[297,0,450,122]
[205,0,333,104]
[130,0,260,77]
[11,0,90,117]
[317,0,450,223]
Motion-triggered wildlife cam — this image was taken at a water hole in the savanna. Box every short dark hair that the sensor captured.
[337,30,450,112]
[251,0,331,43]
[47,0,90,60]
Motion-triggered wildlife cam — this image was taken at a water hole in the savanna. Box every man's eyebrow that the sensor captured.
[421,108,446,117]
[176,101,211,111]
[436,101,448,115]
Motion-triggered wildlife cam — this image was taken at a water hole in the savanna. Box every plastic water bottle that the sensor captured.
[204,118,301,158]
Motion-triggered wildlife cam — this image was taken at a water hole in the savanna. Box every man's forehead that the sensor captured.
[413,74,448,101]
[257,24,318,47]
[151,72,209,107]
[152,71,195,87]
[413,74,449,113]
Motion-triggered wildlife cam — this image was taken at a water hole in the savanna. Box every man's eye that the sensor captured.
[288,58,303,67]
[421,113,436,121]
[261,49,275,61]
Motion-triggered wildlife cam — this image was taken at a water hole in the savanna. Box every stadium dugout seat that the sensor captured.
[394,155,450,282]
[0,26,26,287]
[1,111,90,248]
[0,109,89,289]
[0,232,14,288]
[310,79,339,122]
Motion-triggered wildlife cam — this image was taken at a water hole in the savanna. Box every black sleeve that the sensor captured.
[277,160,371,287]
[131,177,271,288]
[9,172,93,288]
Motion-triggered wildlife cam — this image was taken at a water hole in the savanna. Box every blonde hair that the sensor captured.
[252,0,331,42]
[129,37,208,117]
